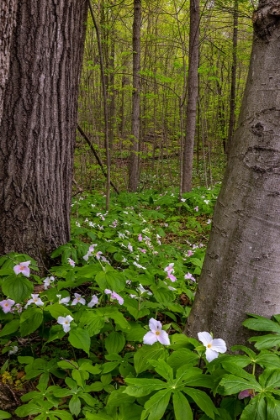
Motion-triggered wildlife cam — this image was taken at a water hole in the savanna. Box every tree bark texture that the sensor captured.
[128,0,141,192]
[186,0,280,348]
[0,0,18,124]
[0,0,88,269]
[181,0,200,193]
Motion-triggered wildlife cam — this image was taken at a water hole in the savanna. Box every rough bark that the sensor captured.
[186,0,280,348]
[181,0,200,193]
[0,0,88,270]
[128,0,141,192]
[0,0,18,123]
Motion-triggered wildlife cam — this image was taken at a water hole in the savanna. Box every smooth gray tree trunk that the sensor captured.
[186,0,280,348]
[0,0,88,271]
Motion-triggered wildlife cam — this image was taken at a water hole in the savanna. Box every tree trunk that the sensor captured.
[128,0,141,192]
[226,0,238,155]
[0,0,18,123]
[0,0,88,270]
[186,0,280,348]
[181,0,200,193]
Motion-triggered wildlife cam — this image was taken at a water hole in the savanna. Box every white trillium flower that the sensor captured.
[8,345,18,355]
[71,293,86,306]
[25,294,44,308]
[88,295,99,308]
[57,295,70,305]
[57,315,74,333]
[198,331,227,362]
[13,261,31,277]
[143,318,170,346]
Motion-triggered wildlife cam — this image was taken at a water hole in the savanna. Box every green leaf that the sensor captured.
[20,308,43,337]
[0,411,11,419]
[134,343,166,374]
[85,412,112,420]
[167,348,199,370]
[259,368,280,389]
[218,374,262,395]
[182,388,216,419]
[2,275,33,302]
[69,395,81,416]
[173,391,193,420]
[124,378,167,397]
[148,359,173,381]
[240,394,266,420]
[80,312,105,336]
[0,319,20,337]
[249,334,280,350]
[105,331,125,354]
[15,403,41,417]
[69,328,91,354]
[255,352,280,369]
[142,389,171,420]
[106,388,135,407]
[47,303,73,318]
[266,395,280,420]
[243,316,280,334]
[52,411,74,420]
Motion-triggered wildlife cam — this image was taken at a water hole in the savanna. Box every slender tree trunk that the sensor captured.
[186,0,280,347]
[181,0,200,193]
[128,0,141,192]
[0,0,18,123]
[226,0,238,155]
[0,0,88,270]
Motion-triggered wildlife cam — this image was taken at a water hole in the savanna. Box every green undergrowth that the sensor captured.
[1,185,280,419]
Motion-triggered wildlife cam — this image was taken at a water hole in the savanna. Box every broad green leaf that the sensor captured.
[85,412,112,420]
[105,331,125,354]
[183,388,216,419]
[240,395,266,420]
[218,374,262,395]
[52,411,74,420]
[149,359,173,381]
[15,403,41,417]
[80,392,98,407]
[106,389,135,407]
[69,328,91,354]
[47,303,73,318]
[243,316,280,334]
[0,319,19,337]
[255,353,280,369]
[134,343,166,374]
[167,348,199,370]
[124,378,167,397]
[266,395,280,420]
[20,308,43,337]
[80,312,105,336]
[142,389,171,420]
[0,411,11,419]
[152,287,174,303]
[69,395,81,416]
[249,334,280,350]
[259,369,280,389]
[175,366,213,388]
[102,362,120,373]
[173,391,193,420]
[125,324,146,341]
[57,360,78,370]
[2,275,33,302]
[221,361,256,380]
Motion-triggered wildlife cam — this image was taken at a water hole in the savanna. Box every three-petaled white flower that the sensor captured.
[71,293,86,306]
[143,318,170,346]
[0,299,15,313]
[25,294,44,308]
[13,261,31,277]
[57,315,74,333]
[57,295,70,305]
[68,258,75,267]
[87,295,99,308]
[198,331,227,362]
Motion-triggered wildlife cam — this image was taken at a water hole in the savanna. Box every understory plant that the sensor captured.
[1,187,280,419]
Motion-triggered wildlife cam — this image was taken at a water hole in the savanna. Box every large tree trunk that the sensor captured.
[186,0,280,348]
[0,0,88,270]
[181,0,200,193]
[128,0,141,192]
[0,0,18,123]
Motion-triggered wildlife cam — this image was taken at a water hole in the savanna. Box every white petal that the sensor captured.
[143,331,158,345]
[198,331,212,346]
[211,339,227,354]
[205,348,219,362]
[149,318,162,332]
[158,330,170,345]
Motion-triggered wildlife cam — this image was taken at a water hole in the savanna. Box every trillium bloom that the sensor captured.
[181,198,186,202]
[133,262,146,270]
[88,295,99,307]
[57,295,70,305]
[167,273,177,282]
[13,261,31,277]
[184,272,196,282]
[143,318,170,346]
[138,234,143,241]
[25,294,44,308]
[68,258,75,267]
[198,331,227,362]
[0,299,15,313]
[105,289,124,305]
[43,276,55,290]
[128,244,133,252]
[8,346,18,355]
[194,206,199,212]
[164,263,174,274]
[186,250,194,257]
[57,315,73,333]
[72,293,86,306]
